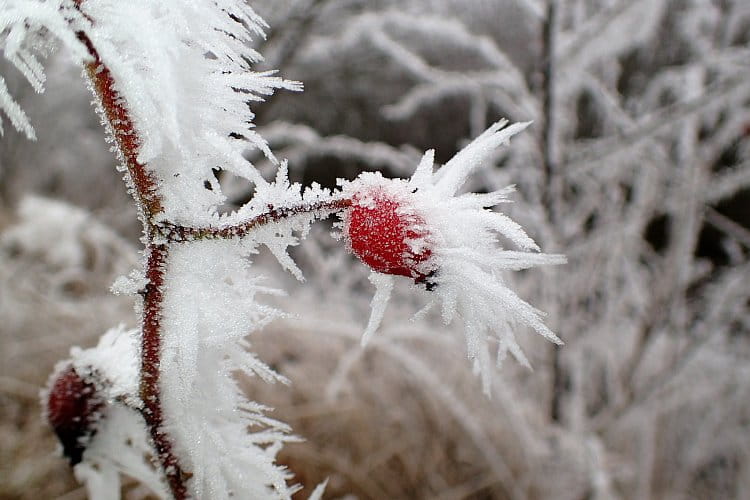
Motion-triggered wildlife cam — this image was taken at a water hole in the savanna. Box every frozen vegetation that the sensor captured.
[1,0,749,499]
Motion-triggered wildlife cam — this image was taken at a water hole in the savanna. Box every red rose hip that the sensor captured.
[46,364,105,465]
[346,186,433,281]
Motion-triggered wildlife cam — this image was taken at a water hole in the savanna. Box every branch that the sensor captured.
[705,206,750,249]
[558,0,634,68]
[72,2,187,497]
[74,32,163,220]
[541,0,559,216]
[564,72,750,174]
[540,0,565,425]
[140,244,189,499]
[164,198,352,242]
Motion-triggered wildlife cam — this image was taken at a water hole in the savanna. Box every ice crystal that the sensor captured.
[160,240,297,499]
[341,120,566,394]
[0,0,300,224]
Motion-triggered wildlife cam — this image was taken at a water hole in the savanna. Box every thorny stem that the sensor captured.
[75,38,162,218]
[164,198,352,242]
[72,4,351,498]
[72,7,187,497]
[139,244,190,499]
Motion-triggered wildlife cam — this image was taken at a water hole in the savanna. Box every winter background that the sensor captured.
[1,0,750,499]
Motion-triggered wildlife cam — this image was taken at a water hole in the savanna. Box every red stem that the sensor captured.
[141,244,189,499]
[166,198,352,241]
[77,41,162,218]
[73,3,187,497]
[71,4,351,499]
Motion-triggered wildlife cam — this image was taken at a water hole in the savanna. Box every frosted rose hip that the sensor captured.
[46,365,105,465]
[346,187,433,281]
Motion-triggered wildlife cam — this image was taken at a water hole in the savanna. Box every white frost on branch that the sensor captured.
[0,0,299,224]
[160,240,299,499]
[0,0,90,138]
[300,9,537,124]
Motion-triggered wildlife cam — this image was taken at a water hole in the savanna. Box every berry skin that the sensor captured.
[346,186,433,282]
[46,365,105,465]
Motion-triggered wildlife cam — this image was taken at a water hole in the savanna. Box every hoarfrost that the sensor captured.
[160,240,296,499]
[0,0,300,225]
[75,405,168,500]
[361,272,395,346]
[342,121,565,393]
[3,0,748,498]
[67,325,139,404]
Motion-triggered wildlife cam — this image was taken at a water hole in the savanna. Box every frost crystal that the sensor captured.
[4,0,566,495]
[342,120,566,394]
[0,0,300,224]
[160,240,297,499]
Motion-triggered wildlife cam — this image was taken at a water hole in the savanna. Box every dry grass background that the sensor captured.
[0,201,135,499]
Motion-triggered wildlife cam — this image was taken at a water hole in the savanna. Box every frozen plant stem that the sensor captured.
[165,198,352,242]
[74,17,162,217]
[74,4,188,494]
[72,2,350,497]
[140,244,190,499]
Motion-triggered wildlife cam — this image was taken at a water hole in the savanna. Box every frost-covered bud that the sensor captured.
[343,176,435,284]
[44,364,106,465]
